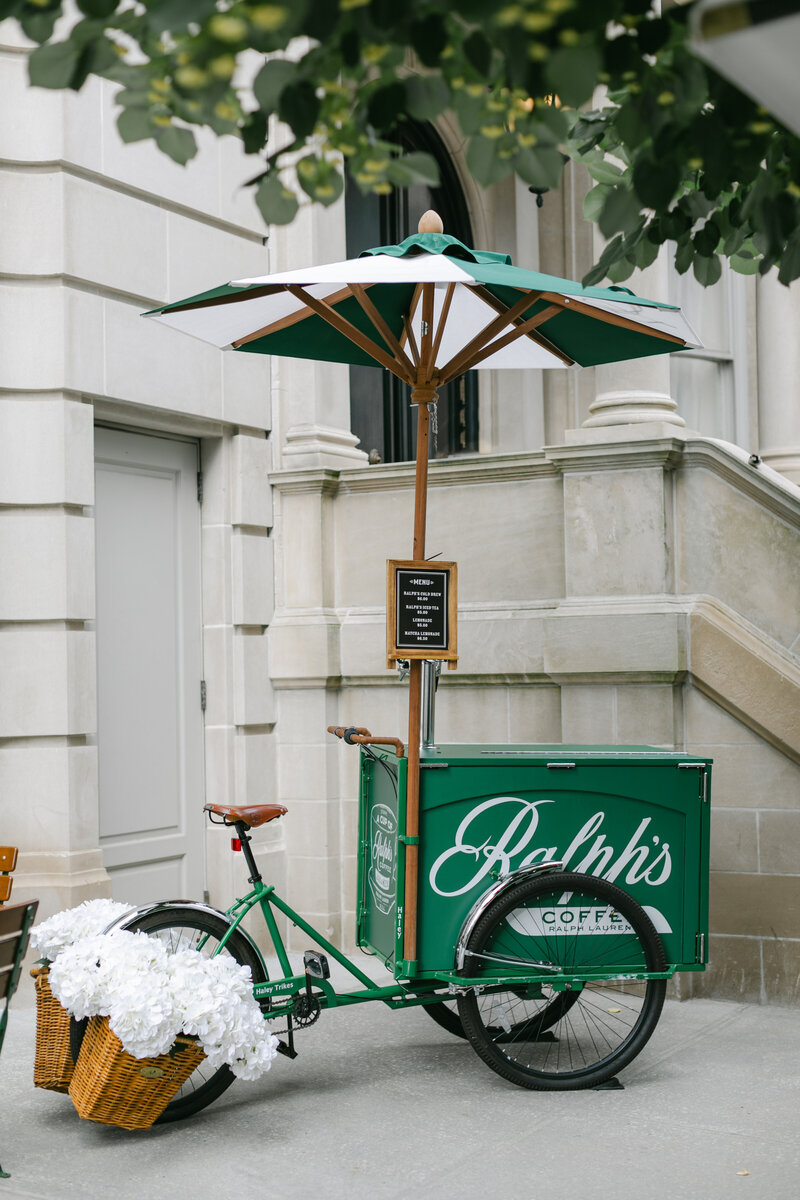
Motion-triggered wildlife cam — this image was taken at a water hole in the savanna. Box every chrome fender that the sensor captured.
[455,861,564,971]
[103,899,265,973]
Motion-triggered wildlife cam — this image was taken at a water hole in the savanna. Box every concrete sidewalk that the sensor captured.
[1,978,798,1200]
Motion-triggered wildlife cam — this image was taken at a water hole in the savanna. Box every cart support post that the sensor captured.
[404,340,437,965]
[421,660,438,748]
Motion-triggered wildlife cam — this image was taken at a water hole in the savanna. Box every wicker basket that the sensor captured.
[31,965,74,1093]
[68,1016,206,1130]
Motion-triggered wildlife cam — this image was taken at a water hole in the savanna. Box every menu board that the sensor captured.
[386,560,457,667]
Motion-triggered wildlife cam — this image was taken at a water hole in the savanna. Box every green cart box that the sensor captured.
[357,744,711,981]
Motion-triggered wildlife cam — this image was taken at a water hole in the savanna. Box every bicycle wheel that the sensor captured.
[457,872,666,1090]
[70,906,267,1123]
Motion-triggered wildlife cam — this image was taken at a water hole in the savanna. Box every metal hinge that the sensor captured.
[696,932,706,963]
[547,762,576,770]
[200,680,207,712]
[678,763,708,802]
[197,472,203,503]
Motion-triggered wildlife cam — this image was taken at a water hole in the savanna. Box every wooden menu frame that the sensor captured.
[386,559,458,669]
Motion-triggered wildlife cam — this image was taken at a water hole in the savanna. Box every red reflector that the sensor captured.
[231,837,241,852]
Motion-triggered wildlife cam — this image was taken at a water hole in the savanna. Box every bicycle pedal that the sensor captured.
[303,950,330,980]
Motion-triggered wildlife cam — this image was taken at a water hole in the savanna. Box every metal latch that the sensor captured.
[678,763,709,803]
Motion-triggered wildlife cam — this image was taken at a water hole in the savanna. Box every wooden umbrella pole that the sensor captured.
[403,367,436,965]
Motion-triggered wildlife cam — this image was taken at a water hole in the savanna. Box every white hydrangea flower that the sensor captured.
[49,925,279,1076]
[30,899,133,963]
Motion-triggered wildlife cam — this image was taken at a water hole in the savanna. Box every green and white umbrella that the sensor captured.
[148,224,698,379]
[145,212,700,963]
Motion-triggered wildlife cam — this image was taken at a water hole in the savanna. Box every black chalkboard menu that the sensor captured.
[386,560,458,667]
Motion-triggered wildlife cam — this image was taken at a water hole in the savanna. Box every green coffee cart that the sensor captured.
[354,739,710,1088]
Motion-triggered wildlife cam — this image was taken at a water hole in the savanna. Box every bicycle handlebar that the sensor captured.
[327,725,405,758]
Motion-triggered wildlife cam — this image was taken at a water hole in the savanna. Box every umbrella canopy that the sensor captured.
[147,231,700,382]
[144,213,700,970]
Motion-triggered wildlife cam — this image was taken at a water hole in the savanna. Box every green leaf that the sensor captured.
[637,16,670,56]
[661,206,692,240]
[155,124,197,166]
[584,183,611,223]
[545,44,602,109]
[531,101,569,141]
[253,59,296,114]
[583,152,626,187]
[255,171,299,226]
[694,219,721,258]
[778,231,800,285]
[241,112,268,155]
[405,75,450,122]
[386,151,439,188]
[515,145,564,192]
[366,81,406,132]
[28,40,82,89]
[147,0,217,32]
[674,239,694,275]
[463,30,491,78]
[77,0,119,16]
[613,99,650,151]
[296,157,344,206]
[684,189,716,222]
[729,252,761,275]
[582,234,625,287]
[632,156,680,211]
[410,14,447,68]
[20,7,60,44]
[278,81,320,140]
[116,106,153,143]
[452,90,484,137]
[466,135,513,188]
[693,253,722,287]
[632,235,659,270]
[606,256,636,283]
[599,186,642,238]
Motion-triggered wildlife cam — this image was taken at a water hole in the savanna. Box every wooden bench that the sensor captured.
[0,846,18,905]
[1,894,39,1178]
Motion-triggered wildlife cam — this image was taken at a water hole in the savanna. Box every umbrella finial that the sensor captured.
[418,210,444,234]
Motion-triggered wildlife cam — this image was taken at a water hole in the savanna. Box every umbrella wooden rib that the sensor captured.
[285,285,414,383]
[230,284,357,346]
[166,283,284,315]
[468,286,575,367]
[348,284,415,378]
[429,282,457,368]
[538,291,688,347]
[437,288,545,379]
[440,303,566,380]
[399,283,425,361]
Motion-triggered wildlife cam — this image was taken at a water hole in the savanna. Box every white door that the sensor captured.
[94,427,205,903]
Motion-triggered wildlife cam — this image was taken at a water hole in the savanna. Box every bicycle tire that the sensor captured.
[69,906,267,1123]
[457,871,666,1090]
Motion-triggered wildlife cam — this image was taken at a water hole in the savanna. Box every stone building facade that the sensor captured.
[2,21,799,1003]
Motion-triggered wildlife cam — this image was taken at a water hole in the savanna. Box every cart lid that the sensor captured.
[418,744,712,766]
